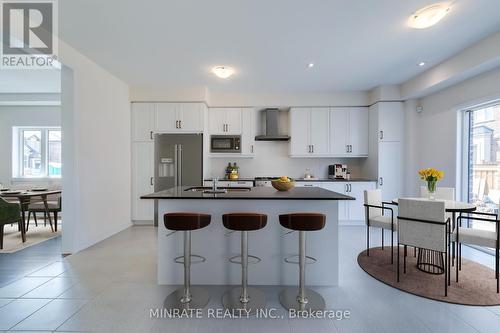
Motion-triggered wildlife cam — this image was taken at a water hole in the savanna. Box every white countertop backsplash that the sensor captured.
[207,141,365,179]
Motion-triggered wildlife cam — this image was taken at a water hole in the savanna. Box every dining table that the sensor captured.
[391,197,476,275]
[0,189,61,243]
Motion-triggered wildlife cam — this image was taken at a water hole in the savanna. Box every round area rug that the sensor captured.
[357,247,500,305]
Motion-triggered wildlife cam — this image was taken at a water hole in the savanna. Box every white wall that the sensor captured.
[0,105,61,187]
[60,40,131,254]
[407,66,500,198]
[208,141,365,179]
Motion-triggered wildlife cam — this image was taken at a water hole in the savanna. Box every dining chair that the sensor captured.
[454,210,499,293]
[0,197,23,249]
[397,198,450,296]
[27,195,61,231]
[420,186,455,200]
[363,189,397,263]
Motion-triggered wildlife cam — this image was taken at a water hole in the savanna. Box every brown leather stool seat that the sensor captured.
[164,212,211,231]
[222,213,267,231]
[279,213,326,231]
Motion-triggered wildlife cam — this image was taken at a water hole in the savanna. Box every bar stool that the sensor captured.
[222,213,267,315]
[279,213,326,311]
[163,212,211,310]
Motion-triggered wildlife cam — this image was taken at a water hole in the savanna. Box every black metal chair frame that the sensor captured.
[364,202,396,264]
[397,216,451,297]
[456,211,499,293]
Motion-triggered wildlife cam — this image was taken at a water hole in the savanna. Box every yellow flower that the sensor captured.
[418,168,444,182]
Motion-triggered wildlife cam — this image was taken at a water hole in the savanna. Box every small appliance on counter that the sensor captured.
[329,164,348,179]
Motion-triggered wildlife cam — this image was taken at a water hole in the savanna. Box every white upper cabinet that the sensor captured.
[209,108,242,135]
[377,102,403,142]
[155,103,178,132]
[155,103,204,133]
[290,108,329,156]
[309,108,330,155]
[177,103,204,132]
[289,108,311,156]
[240,108,256,156]
[348,107,368,156]
[132,103,155,141]
[329,108,349,155]
[329,107,368,157]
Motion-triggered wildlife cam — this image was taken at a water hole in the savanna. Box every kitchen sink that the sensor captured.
[185,186,251,193]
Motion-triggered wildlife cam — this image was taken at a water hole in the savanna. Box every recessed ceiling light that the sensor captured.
[408,2,451,29]
[308,63,314,68]
[212,66,234,79]
[418,61,427,67]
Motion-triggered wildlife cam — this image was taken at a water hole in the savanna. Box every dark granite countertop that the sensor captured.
[204,177,376,182]
[141,186,354,200]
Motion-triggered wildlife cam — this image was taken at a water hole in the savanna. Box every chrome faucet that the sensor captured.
[213,177,219,192]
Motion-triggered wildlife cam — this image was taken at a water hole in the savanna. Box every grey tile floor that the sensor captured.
[0,225,499,332]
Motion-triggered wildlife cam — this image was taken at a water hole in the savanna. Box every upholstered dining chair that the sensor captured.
[27,195,61,231]
[364,189,397,263]
[454,211,499,293]
[420,186,455,200]
[397,198,450,296]
[0,197,22,249]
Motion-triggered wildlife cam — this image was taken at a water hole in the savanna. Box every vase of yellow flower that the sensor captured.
[418,168,444,200]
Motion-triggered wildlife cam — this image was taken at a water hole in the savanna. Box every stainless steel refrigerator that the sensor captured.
[154,133,203,225]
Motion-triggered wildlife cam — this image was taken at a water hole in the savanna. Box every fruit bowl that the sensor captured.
[271,179,295,191]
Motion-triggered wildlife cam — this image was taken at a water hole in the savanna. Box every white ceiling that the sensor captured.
[58,0,500,93]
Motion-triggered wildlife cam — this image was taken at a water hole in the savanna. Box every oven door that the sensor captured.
[210,136,241,153]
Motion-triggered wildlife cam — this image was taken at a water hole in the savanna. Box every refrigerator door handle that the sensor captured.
[178,145,183,187]
[174,144,178,187]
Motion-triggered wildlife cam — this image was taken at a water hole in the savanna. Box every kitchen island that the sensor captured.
[142,186,353,286]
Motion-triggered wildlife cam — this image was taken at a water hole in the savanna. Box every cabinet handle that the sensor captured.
[349,184,352,192]
[311,145,314,153]
[175,120,179,129]
[345,184,348,192]
[379,177,383,186]
[150,177,154,186]
[150,131,153,140]
[251,145,254,153]
[349,145,352,153]
[379,131,384,140]
[346,145,349,153]
[304,184,313,187]
[179,120,182,129]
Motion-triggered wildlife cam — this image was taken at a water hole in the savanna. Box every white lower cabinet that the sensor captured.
[132,142,154,222]
[319,181,376,222]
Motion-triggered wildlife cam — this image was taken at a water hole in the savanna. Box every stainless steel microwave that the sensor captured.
[210,135,241,153]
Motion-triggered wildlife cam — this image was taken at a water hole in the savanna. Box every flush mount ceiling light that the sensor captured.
[418,61,427,67]
[308,63,315,68]
[212,66,234,79]
[408,2,451,29]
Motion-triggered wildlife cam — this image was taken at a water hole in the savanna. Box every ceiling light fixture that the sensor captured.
[408,2,451,29]
[212,66,234,79]
[308,63,314,68]
[418,61,426,67]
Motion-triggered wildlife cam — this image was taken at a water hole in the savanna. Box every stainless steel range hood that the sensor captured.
[255,108,290,141]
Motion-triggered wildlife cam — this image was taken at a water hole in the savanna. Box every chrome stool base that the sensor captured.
[279,287,325,311]
[222,287,266,315]
[164,286,210,310]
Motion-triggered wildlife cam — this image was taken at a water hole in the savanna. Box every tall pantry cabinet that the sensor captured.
[366,102,404,202]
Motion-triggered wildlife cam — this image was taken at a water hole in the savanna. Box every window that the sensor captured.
[463,102,500,236]
[13,127,61,178]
